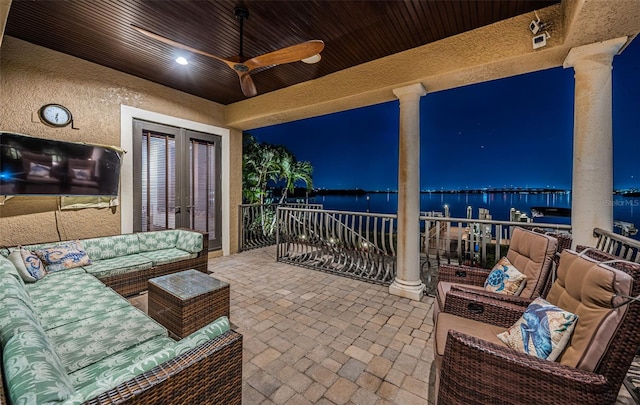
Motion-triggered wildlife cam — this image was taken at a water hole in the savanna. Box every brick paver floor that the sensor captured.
[133,246,637,404]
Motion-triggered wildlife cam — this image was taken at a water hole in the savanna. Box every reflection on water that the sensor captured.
[308,192,640,240]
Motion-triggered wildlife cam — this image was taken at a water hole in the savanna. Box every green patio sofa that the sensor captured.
[0,229,242,404]
[1,228,210,297]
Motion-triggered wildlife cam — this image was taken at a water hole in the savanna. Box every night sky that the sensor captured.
[250,38,640,191]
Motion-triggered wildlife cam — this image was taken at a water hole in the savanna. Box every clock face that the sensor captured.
[39,104,72,127]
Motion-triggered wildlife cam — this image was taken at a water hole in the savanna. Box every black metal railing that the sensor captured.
[239,202,322,251]
[273,206,572,293]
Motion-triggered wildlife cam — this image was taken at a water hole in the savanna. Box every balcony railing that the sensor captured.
[274,206,572,294]
[276,207,398,284]
[592,227,640,263]
[239,202,323,251]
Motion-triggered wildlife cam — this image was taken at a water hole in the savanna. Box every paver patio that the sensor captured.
[132,246,636,404]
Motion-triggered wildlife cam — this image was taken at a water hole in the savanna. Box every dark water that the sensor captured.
[307,192,640,240]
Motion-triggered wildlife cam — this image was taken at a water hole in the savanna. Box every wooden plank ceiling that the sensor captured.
[5,0,559,105]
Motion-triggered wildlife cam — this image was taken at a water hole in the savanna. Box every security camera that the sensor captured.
[532,31,551,49]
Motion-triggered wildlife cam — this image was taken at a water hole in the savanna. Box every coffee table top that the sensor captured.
[149,269,229,300]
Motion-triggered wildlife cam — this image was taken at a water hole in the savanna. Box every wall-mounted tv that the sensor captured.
[0,132,123,196]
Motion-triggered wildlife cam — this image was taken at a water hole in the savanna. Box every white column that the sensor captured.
[389,83,426,301]
[563,37,627,248]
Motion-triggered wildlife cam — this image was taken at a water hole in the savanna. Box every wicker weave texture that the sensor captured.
[148,275,230,339]
[82,330,243,404]
[438,249,640,404]
[437,264,489,286]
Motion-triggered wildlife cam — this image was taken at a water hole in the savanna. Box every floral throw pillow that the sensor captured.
[497,297,578,361]
[484,256,527,295]
[34,241,92,273]
[7,248,47,282]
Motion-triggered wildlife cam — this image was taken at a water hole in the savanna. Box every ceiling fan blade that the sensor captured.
[132,25,237,70]
[238,72,257,97]
[244,40,324,70]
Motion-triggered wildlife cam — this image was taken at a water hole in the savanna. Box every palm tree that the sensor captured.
[277,156,313,203]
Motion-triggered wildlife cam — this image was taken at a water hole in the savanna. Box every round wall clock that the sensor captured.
[38,104,73,127]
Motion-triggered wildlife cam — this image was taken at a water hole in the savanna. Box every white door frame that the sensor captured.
[120,105,231,255]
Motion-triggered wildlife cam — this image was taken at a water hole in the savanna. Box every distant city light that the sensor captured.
[175,56,188,65]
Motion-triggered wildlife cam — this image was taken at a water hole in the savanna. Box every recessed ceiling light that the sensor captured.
[175,56,189,65]
[301,54,321,64]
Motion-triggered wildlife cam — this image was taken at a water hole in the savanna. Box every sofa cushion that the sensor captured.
[26,271,104,307]
[505,227,558,298]
[0,274,33,310]
[47,306,168,373]
[172,316,230,356]
[82,254,153,279]
[0,254,23,284]
[3,328,75,404]
[0,297,43,347]
[34,287,132,330]
[175,229,204,254]
[547,250,633,371]
[138,230,179,252]
[8,249,46,282]
[82,234,141,261]
[68,336,175,389]
[70,317,231,403]
[34,241,92,272]
[139,248,196,266]
[434,312,506,369]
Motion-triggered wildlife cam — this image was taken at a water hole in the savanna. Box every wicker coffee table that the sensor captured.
[148,269,230,339]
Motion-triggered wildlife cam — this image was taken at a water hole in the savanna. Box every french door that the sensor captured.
[132,119,222,250]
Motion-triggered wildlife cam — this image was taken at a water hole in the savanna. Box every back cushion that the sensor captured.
[506,227,557,298]
[138,230,179,252]
[547,250,633,371]
[82,234,141,261]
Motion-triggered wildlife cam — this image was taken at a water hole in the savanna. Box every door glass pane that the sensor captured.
[189,140,216,239]
[141,132,175,231]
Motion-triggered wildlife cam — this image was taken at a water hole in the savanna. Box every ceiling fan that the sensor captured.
[133,6,324,98]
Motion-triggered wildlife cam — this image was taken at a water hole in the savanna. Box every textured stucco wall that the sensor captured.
[0,36,241,249]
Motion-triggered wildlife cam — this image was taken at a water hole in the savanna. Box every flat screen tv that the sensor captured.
[0,132,123,196]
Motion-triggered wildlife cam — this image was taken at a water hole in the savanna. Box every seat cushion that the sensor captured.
[434,312,506,369]
[139,248,196,266]
[82,254,152,278]
[47,306,168,373]
[33,287,132,330]
[547,250,633,371]
[505,227,558,298]
[68,336,175,389]
[26,270,103,307]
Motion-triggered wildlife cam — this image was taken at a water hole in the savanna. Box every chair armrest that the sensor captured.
[442,288,527,327]
[437,263,491,287]
[439,330,611,405]
[451,285,533,307]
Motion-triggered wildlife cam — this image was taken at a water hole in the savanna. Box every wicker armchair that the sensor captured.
[433,226,559,323]
[434,249,640,405]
